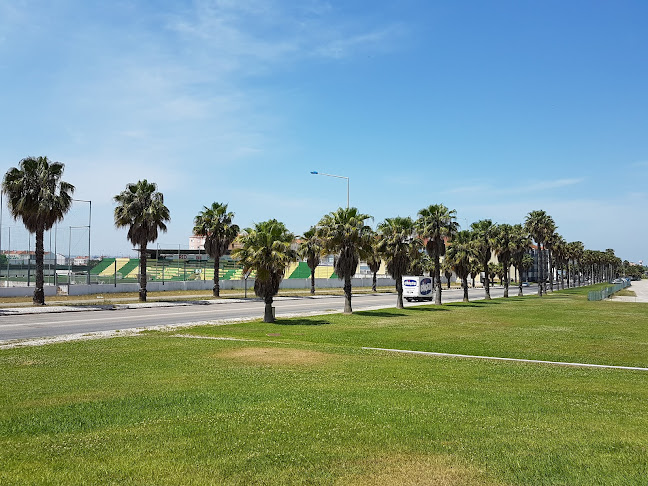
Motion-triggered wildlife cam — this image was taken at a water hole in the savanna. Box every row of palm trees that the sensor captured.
[2,158,625,316]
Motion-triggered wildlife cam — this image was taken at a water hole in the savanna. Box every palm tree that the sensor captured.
[525,210,555,296]
[552,236,567,290]
[193,202,239,297]
[316,207,372,314]
[488,262,499,286]
[492,223,515,298]
[231,219,297,322]
[376,216,416,309]
[415,204,459,305]
[544,229,560,292]
[442,258,453,289]
[365,233,382,292]
[2,156,75,305]
[445,230,474,302]
[409,250,432,276]
[298,227,324,295]
[510,224,531,297]
[470,257,481,288]
[470,219,497,300]
[520,254,534,290]
[567,241,584,287]
[114,180,170,302]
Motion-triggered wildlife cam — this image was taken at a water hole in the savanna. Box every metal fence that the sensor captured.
[587,279,631,301]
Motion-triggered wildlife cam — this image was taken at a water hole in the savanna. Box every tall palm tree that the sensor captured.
[470,257,481,288]
[316,207,372,314]
[492,223,515,298]
[2,156,75,305]
[567,241,584,287]
[114,180,170,302]
[510,224,531,297]
[193,202,239,297]
[415,204,459,305]
[365,233,382,292]
[298,226,323,295]
[544,229,560,292]
[470,219,497,300]
[231,219,297,323]
[445,230,474,302]
[442,258,453,289]
[376,216,416,309]
[552,236,567,290]
[525,210,555,296]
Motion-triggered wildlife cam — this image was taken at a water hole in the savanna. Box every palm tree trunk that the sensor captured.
[264,295,274,323]
[434,257,442,305]
[577,263,581,287]
[503,263,509,298]
[139,245,148,302]
[33,227,45,305]
[483,260,491,300]
[396,277,404,309]
[537,246,543,296]
[462,277,469,302]
[548,249,554,292]
[518,268,523,297]
[343,275,352,314]
[372,271,377,292]
[310,268,316,294]
[213,253,221,297]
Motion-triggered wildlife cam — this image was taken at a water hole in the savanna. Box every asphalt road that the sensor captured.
[0,285,536,342]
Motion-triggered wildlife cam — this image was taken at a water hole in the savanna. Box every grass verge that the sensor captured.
[1,285,646,485]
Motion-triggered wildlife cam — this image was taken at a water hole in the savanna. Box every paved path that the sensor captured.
[610,279,648,303]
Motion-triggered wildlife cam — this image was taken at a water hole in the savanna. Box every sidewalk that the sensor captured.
[609,279,648,303]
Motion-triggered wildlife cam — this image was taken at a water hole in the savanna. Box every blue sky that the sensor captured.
[1,0,646,262]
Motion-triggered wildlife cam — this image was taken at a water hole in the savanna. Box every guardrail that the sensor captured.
[587,279,632,301]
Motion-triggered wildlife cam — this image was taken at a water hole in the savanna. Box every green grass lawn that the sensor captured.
[1,286,647,485]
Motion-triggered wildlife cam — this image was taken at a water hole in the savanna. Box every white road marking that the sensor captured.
[362,347,648,371]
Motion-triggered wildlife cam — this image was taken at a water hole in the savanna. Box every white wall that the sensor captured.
[0,286,57,297]
[62,277,396,296]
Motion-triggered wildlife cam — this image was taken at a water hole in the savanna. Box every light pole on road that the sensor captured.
[310,171,349,208]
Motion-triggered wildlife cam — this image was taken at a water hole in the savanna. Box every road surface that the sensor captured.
[0,285,536,342]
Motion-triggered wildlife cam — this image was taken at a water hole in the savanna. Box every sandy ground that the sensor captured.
[610,279,648,303]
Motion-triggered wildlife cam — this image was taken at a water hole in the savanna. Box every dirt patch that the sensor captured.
[217,346,331,366]
[340,454,493,486]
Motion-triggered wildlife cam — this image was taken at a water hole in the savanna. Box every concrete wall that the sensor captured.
[0,286,57,297]
[62,277,396,296]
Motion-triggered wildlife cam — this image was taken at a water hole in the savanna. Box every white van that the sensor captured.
[402,276,434,302]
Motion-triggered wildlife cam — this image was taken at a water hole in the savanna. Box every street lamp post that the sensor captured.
[72,199,92,284]
[310,171,349,208]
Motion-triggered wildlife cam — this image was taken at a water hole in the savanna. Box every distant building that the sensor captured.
[189,235,205,250]
[3,251,65,265]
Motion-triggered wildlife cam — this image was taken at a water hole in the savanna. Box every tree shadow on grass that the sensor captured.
[406,306,450,312]
[274,318,331,326]
[445,302,486,308]
[354,311,408,318]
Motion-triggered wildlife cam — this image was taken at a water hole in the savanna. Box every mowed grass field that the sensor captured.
[1,286,647,485]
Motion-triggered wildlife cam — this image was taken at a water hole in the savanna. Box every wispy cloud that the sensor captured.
[523,178,584,192]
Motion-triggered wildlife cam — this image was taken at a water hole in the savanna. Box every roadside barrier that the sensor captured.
[587,280,631,301]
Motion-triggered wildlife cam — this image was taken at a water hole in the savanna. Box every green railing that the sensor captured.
[587,280,631,301]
